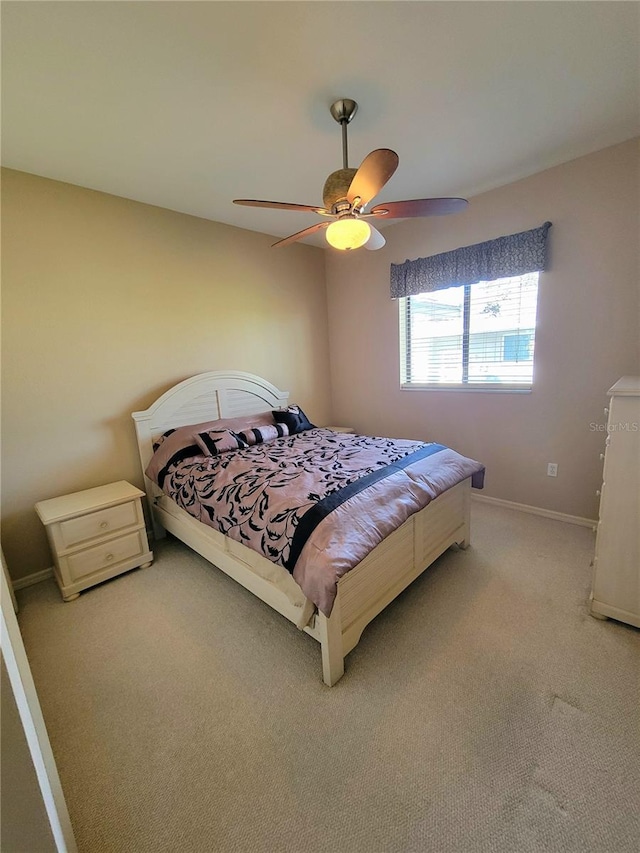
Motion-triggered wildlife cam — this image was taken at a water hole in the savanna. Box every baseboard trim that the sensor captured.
[471,493,597,528]
[12,567,55,591]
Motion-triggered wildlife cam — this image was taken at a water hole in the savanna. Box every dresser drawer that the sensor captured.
[65,530,146,582]
[58,500,141,549]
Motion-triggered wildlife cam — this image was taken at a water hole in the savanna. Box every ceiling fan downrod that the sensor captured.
[330,98,358,169]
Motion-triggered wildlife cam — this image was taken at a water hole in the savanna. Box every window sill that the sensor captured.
[401,383,532,394]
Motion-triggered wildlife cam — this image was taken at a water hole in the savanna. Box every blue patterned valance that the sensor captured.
[390,221,552,299]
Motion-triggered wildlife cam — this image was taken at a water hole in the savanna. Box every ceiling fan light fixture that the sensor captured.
[326,218,371,251]
[234,98,468,250]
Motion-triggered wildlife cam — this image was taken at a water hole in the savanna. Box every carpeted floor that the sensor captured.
[16,503,640,853]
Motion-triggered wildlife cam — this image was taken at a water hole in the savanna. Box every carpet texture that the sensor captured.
[16,503,640,853]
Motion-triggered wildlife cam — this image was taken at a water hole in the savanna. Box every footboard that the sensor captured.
[316,478,471,685]
[152,476,471,687]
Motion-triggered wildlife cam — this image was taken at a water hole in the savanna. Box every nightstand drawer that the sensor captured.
[65,530,146,582]
[58,500,141,549]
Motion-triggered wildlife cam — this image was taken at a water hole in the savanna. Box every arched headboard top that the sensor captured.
[133,370,288,432]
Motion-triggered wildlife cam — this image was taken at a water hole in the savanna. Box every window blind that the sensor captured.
[400,272,539,387]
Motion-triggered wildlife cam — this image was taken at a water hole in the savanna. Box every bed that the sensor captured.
[132,370,483,686]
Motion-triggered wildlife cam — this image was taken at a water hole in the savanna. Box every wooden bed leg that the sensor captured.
[456,483,472,549]
[152,517,166,540]
[317,596,344,686]
[455,518,470,549]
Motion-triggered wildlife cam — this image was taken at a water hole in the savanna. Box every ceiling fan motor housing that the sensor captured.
[322,168,357,210]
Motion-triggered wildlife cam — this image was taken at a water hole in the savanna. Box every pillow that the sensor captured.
[146,411,277,485]
[272,405,315,435]
[195,429,248,456]
[146,433,202,487]
[236,423,289,447]
[152,428,176,452]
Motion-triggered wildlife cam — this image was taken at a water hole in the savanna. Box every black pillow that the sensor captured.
[272,405,315,435]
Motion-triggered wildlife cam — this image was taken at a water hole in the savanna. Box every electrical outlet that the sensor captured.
[547,462,558,477]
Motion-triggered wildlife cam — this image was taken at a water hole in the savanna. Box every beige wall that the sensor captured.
[3,141,638,580]
[1,169,330,581]
[326,139,639,521]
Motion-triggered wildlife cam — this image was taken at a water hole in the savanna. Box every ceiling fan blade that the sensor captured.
[347,149,399,207]
[369,198,468,218]
[271,221,330,248]
[365,225,386,251]
[234,199,331,216]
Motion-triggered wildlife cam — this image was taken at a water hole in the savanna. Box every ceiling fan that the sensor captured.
[234,98,468,251]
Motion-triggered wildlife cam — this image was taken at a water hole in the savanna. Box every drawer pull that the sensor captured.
[604,407,609,415]
[599,453,605,461]
[105,553,114,562]
[596,489,601,497]
[100,521,109,529]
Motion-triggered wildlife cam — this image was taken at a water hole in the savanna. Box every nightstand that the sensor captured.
[35,481,153,601]
[325,426,356,434]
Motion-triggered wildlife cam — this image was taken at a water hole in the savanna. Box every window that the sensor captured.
[399,272,539,390]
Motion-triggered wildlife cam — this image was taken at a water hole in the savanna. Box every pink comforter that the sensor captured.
[147,428,484,616]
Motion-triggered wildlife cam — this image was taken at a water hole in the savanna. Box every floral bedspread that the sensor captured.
[149,429,484,616]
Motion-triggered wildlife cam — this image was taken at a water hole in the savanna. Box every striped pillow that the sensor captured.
[195,429,248,456]
[236,423,290,446]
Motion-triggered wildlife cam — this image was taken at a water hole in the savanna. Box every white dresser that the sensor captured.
[36,481,153,601]
[590,377,640,627]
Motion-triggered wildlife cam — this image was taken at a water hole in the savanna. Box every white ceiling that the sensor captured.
[2,1,639,247]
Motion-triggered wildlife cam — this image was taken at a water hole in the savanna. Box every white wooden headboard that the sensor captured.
[132,370,289,512]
